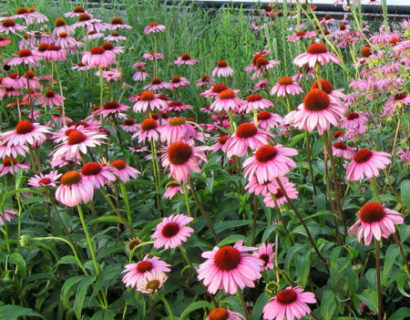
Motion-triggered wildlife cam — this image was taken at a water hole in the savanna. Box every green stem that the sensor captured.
[374,240,382,320]
[182,184,191,217]
[76,205,100,277]
[271,193,294,246]
[99,67,104,107]
[305,130,317,198]
[119,182,132,227]
[237,290,250,320]
[33,236,88,275]
[275,178,328,268]
[159,294,174,320]
[53,62,66,126]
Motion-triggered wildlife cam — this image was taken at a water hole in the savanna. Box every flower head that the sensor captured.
[152,214,194,249]
[348,202,403,246]
[293,43,340,68]
[346,149,391,181]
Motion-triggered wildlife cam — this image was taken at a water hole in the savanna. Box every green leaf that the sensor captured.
[400,180,410,210]
[61,275,84,308]
[217,234,247,247]
[396,272,410,297]
[251,293,269,320]
[320,290,337,320]
[295,251,310,288]
[9,253,27,277]
[88,215,122,225]
[0,305,45,319]
[382,245,400,285]
[74,275,97,320]
[388,307,410,320]
[179,301,209,319]
[89,310,115,320]
[357,289,378,312]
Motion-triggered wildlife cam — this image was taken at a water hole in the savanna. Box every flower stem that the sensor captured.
[182,184,191,217]
[159,294,174,320]
[53,62,66,126]
[99,188,136,237]
[119,181,132,227]
[392,233,410,274]
[76,205,101,277]
[251,194,258,246]
[305,130,317,199]
[374,239,382,320]
[237,290,250,320]
[275,178,328,268]
[188,179,219,243]
[271,193,294,246]
[99,67,104,107]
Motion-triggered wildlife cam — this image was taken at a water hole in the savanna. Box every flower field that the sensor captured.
[0,0,409,319]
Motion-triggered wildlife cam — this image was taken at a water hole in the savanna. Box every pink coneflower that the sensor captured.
[163,181,184,199]
[42,45,67,61]
[56,32,81,49]
[197,75,214,87]
[210,89,243,113]
[101,41,123,55]
[81,162,116,189]
[84,30,103,41]
[210,135,229,152]
[263,287,316,320]
[0,87,23,99]
[110,160,139,183]
[27,170,61,187]
[0,158,29,176]
[167,76,190,90]
[120,118,138,132]
[7,49,41,66]
[165,101,193,113]
[253,243,275,271]
[223,123,272,158]
[133,66,148,82]
[132,118,160,143]
[197,240,263,295]
[0,35,11,47]
[263,179,298,208]
[311,79,346,101]
[212,60,234,78]
[23,71,41,90]
[287,30,316,42]
[385,92,410,110]
[136,272,168,294]
[0,141,28,159]
[2,73,26,89]
[53,18,74,36]
[284,89,347,135]
[72,62,90,71]
[162,142,207,183]
[152,214,194,249]
[1,120,49,147]
[270,77,303,97]
[82,47,115,68]
[144,77,168,91]
[132,91,168,113]
[245,176,289,196]
[206,308,244,320]
[105,17,131,30]
[99,101,129,117]
[348,202,404,246]
[122,256,170,287]
[160,118,195,144]
[254,79,269,92]
[128,145,148,154]
[293,43,340,68]
[0,209,17,226]
[251,56,281,79]
[71,13,102,30]
[346,149,391,181]
[144,22,165,34]
[257,111,283,130]
[243,144,297,184]
[35,89,65,109]
[53,129,106,159]
[332,142,356,159]
[55,171,94,207]
[105,32,126,42]
[0,19,26,34]
[292,64,315,82]
[174,53,199,65]
[201,83,238,98]
[64,6,89,18]
[142,51,164,60]
[100,68,121,82]
[340,112,368,131]
[241,94,274,113]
